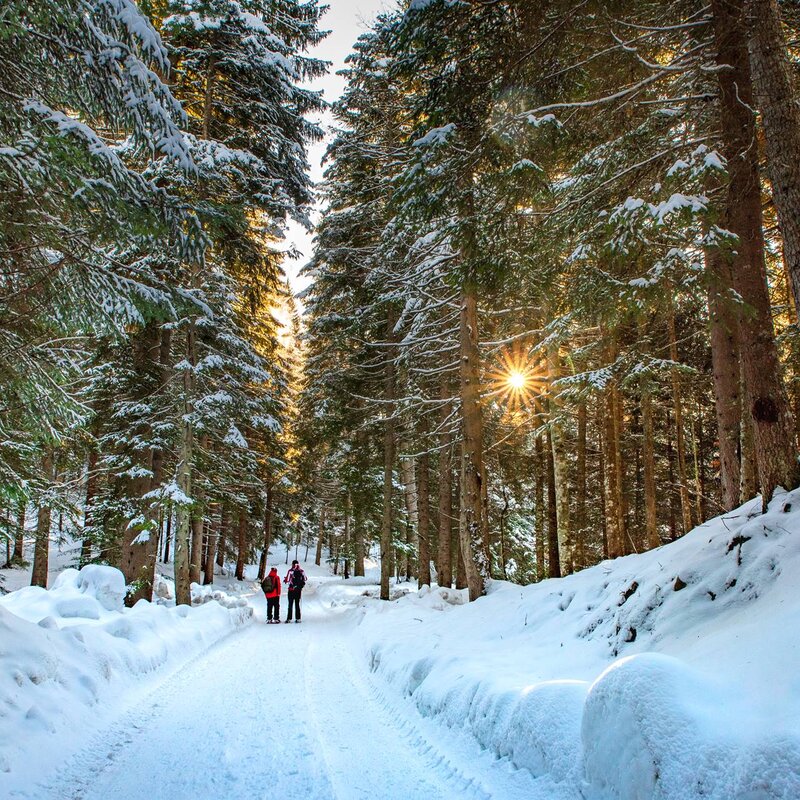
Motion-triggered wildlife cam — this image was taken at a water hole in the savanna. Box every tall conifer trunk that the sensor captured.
[534,434,546,578]
[234,510,247,581]
[458,288,488,600]
[381,318,396,600]
[12,503,25,564]
[710,0,798,508]
[575,401,587,569]
[746,0,800,312]
[417,440,431,588]
[668,300,694,533]
[31,452,53,588]
[436,376,453,588]
[547,342,571,574]
[706,247,742,511]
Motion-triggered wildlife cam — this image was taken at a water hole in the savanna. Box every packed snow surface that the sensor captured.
[2,489,800,799]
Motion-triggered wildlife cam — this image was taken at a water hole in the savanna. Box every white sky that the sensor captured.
[282,0,392,302]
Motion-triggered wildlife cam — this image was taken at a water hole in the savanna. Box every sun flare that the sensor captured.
[487,346,545,414]
[507,370,527,390]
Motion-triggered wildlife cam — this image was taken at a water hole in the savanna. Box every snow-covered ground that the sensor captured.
[3,489,800,799]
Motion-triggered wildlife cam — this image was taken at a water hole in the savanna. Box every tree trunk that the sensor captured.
[174,318,196,606]
[575,401,587,570]
[31,453,53,588]
[258,485,273,581]
[216,507,227,568]
[354,503,365,577]
[400,449,418,582]
[534,434,546,579]
[436,378,454,588]
[380,317,396,601]
[706,246,742,511]
[163,512,171,564]
[547,342,571,574]
[235,510,247,581]
[546,430,560,578]
[203,510,218,585]
[604,345,625,559]
[746,0,800,313]
[417,442,432,588]
[315,506,325,566]
[597,399,608,557]
[12,502,25,564]
[189,493,204,586]
[459,288,488,600]
[668,301,694,534]
[710,0,799,508]
[81,447,98,567]
[641,379,659,551]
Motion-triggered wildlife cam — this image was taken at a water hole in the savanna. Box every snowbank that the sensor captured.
[0,565,253,791]
[344,490,800,799]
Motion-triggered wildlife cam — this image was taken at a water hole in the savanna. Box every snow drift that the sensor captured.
[0,565,252,792]
[347,490,800,800]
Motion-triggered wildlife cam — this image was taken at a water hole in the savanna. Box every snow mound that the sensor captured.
[0,567,253,792]
[191,582,249,608]
[346,489,800,799]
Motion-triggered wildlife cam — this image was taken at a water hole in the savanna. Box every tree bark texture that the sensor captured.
[458,288,488,600]
[235,510,247,581]
[710,0,799,508]
[706,246,743,511]
[417,443,432,588]
[547,342,572,574]
[436,378,454,588]
[546,431,560,578]
[381,317,396,601]
[746,0,800,312]
[668,301,694,534]
[31,453,53,588]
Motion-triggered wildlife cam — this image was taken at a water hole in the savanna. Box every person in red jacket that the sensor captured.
[261,567,281,623]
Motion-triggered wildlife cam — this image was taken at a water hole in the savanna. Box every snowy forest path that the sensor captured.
[28,584,548,800]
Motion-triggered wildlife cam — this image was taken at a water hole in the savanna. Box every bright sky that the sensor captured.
[282,0,391,302]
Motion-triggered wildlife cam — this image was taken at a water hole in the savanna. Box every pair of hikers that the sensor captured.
[261,560,307,624]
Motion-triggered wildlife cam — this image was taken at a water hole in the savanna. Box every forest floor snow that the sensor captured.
[2,489,800,799]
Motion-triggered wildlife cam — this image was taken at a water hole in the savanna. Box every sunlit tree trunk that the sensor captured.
[417,437,432,588]
[707,247,742,511]
[203,509,218,585]
[710,0,798,508]
[234,510,247,581]
[604,339,625,559]
[746,0,800,313]
[641,379,659,551]
[546,430,560,578]
[547,342,571,574]
[174,320,196,606]
[436,377,453,588]
[459,287,488,600]
[575,401,587,569]
[257,484,273,581]
[12,502,25,564]
[316,506,325,567]
[534,434,546,579]
[401,449,418,581]
[381,317,396,601]
[668,300,694,534]
[31,452,53,588]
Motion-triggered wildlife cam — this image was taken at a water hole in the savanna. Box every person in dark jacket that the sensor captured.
[284,560,307,623]
[262,567,281,623]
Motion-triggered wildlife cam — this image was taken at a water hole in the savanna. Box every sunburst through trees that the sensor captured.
[487,346,546,416]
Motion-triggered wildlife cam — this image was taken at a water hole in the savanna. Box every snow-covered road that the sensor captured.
[29,586,545,800]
